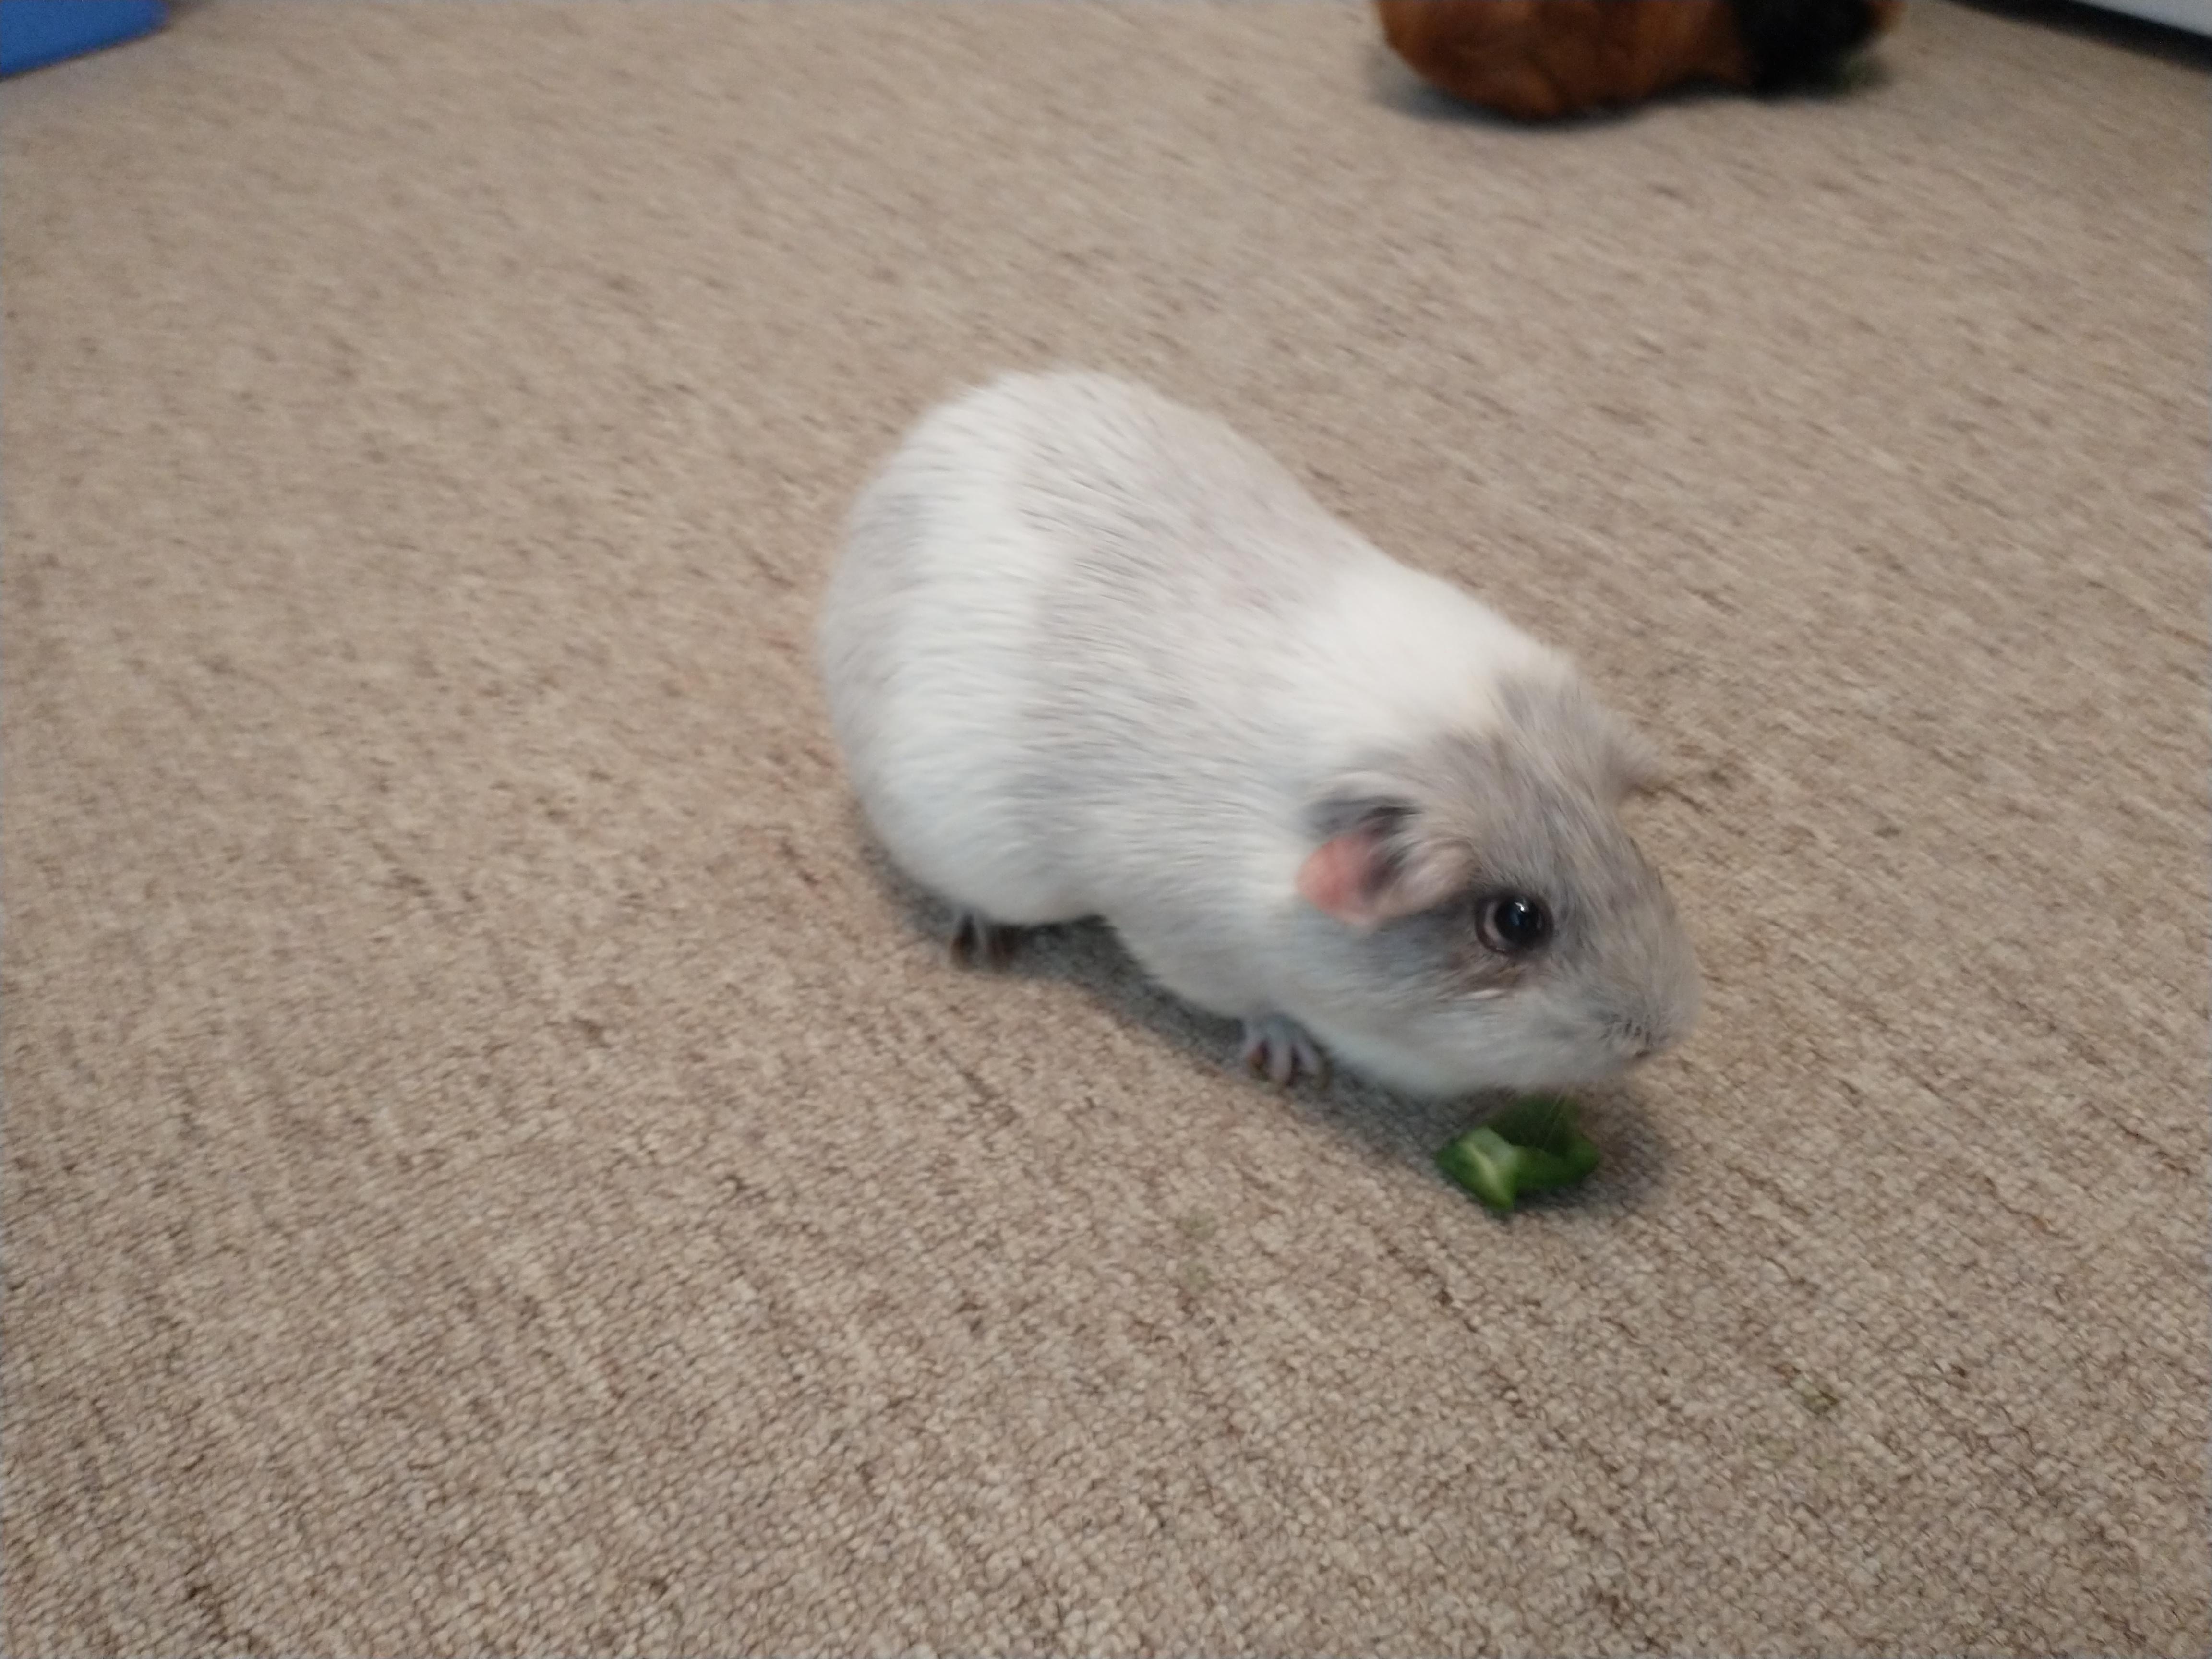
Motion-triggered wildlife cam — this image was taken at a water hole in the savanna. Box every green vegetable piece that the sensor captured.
[1435,1095,1600,1214]
[1434,1127,1521,1213]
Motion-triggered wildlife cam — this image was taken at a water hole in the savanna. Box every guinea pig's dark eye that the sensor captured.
[1478,893,1551,954]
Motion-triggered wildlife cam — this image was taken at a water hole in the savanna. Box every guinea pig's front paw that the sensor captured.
[948,912,1020,970]
[1239,1015,1328,1089]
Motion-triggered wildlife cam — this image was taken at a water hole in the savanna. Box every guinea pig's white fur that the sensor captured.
[817,371,1699,1096]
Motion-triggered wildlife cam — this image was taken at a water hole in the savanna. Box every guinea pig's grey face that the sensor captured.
[1383,801,1700,1092]
[1324,685,1701,1095]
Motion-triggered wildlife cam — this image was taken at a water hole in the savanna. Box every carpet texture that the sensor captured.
[5,3,2207,1653]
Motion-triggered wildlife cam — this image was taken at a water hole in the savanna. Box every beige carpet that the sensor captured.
[5,2,2207,1653]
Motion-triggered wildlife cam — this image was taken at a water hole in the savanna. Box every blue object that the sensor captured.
[1,0,165,76]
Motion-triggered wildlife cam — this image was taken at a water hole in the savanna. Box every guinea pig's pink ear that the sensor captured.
[1296,805,1472,932]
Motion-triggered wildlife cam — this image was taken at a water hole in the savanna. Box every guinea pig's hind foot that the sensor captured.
[949,912,1020,970]
[1239,1015,1328,1088]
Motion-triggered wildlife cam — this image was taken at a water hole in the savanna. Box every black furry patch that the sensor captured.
[1728,0,1882,90]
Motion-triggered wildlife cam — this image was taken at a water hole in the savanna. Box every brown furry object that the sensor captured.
[1377,0,1903,121]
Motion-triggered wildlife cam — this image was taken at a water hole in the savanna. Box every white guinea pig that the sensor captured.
[816,371,1700,1097]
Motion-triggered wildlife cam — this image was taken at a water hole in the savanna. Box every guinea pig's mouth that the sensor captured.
[1616,1025,1666,1063]
[1610,1011,1692,1063]
[1529,1021,1672,1089]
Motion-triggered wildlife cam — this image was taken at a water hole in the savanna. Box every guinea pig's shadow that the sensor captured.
[862,837,1670,1213]
[1362,39,1893,128]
